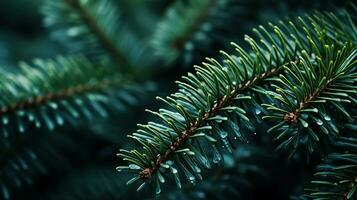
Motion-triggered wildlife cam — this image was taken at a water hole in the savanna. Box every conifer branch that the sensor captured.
[305,133,357,200]
[118,10,356,194]
[66,0,127,68]
[264,45,357,154]
[170,0,216,51]
[0,55,140,137]
[151,0,247,65]
[42,0,140,70]
[138,66,282,180]
[0,78,122,116]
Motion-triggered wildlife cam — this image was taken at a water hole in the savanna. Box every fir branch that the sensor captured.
[0,77,121,116]
[168,0,216,51]
[118,10,356,194]
[304,133,357,200]
[42,0,140,70]
[264,45,357,155]
[300,121,357,200]
[66,0,127,67]
[135,66,280,180]
[0,55,136,137]
[151,0,249,65]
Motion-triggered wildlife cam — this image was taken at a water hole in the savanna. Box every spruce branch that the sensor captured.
[0,55,141,137]
[135,65,281,181]
[151,0,249,65]
[0,76,121,117]
[304,131,357,200]
[66,0,127,67]
[42,0,140,70]
[264,44,357,155]
[300,119,357,199]
[118,10,356,194]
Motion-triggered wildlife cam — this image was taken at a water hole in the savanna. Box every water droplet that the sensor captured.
[255,108,262,115]
[324,115,331,121]
[301,119,309,128]
[212,146,222,163]
[189,176,195,181]
[171,168,178,174]
[223,138,233,153]
[129,164,141,170]
[219,131,228,138]
[213,156,220,163]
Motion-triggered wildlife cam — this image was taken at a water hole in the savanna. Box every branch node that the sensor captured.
[284,112,298,124]
[139,168,153,180]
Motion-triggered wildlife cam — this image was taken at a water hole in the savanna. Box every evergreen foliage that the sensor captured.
[264,44,356,156]
[0,56,138,138]
[0,0,356,200]
[305,125,357,199]
[156,145,273,200]
[42,0,141,68]
[150,0,251,66]
[118,8,357,197]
